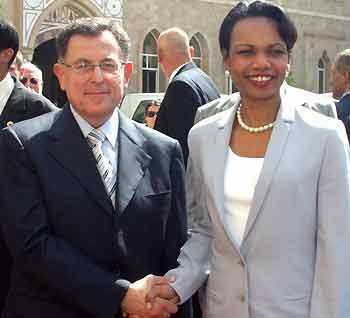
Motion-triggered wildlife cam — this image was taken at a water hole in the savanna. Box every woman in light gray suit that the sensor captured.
[148,1,350,318]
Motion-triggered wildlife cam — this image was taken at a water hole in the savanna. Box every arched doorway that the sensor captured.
[32,38,67,106]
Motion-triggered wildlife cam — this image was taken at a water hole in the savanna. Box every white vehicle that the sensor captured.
[120,93,164,123]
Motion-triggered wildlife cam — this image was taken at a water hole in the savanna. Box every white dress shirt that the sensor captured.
[0,73,14,115]
[223,147,264,248]
[70,105,119,172]
[168,62,189,83]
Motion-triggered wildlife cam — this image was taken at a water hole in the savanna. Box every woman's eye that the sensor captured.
[237,50,254,56]
[268,49,286,56]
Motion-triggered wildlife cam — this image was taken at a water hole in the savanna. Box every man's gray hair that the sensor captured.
[56,17,130,63]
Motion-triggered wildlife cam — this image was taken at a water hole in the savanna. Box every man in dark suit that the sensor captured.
[0,18,191,318]
[332,49,350,142]
[154,28,220,166]
[0,19,57,313]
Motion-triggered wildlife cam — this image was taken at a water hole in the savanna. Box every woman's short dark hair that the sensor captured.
[56,17,130,63]
[219,0,297,59]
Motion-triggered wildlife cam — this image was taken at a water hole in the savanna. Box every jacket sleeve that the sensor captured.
[162,140,192,318]
[155,81,200,166]
[0,128,129,318]
[310,121,350,317]
[166,132,212,304]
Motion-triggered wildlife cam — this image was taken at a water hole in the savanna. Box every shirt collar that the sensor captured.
[70,105,119,149]
[168,62,189,83]
[340,90,350,100]
[0,73,14,99]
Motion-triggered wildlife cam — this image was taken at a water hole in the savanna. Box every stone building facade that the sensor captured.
[1,0,350,99]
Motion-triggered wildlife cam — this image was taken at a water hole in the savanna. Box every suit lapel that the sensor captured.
[116,112,151,215]
[242,97,295,243]
[0,78,27,128]
[45,106,114,216]
[210,103,239,242]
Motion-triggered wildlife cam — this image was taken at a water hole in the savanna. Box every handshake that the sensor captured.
[121,274,180,318]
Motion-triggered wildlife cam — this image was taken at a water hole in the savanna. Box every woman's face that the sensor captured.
[144,105,160,128]
[225,17,289,104]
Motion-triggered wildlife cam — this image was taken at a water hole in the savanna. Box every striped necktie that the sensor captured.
[87,129,116,208]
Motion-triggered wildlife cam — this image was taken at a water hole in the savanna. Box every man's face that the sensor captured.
[20,68,42,94]
[331,64,348,100]
[54,31,132,127]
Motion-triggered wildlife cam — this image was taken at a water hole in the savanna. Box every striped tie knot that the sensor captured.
[87,129,106,148]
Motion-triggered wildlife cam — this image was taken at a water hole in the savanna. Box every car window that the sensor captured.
[132,100,154,124]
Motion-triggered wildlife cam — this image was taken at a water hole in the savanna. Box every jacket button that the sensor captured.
[238,295,246,302]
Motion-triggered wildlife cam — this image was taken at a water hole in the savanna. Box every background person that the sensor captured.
[148,2,350,318]
[144,100,160,128]
[8,50,23,79]
[0,18,191,318]
[332,49,350,142]
[154,27,220,166]
[20,61,43,94]
[0,19,57,314]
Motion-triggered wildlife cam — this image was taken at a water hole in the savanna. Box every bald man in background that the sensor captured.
[333,49,350,142]
[154,27,220,166]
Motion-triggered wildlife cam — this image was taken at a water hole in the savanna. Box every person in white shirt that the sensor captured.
[147,2,350,318]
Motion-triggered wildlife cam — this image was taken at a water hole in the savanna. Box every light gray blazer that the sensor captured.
[194,83,337,124]
[168,94,350,318]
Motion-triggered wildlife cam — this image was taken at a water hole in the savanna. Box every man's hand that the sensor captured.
[121,274,178,317]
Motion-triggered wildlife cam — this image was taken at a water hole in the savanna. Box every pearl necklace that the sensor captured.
[236,103,275,133]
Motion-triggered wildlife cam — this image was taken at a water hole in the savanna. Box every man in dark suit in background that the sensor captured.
[0,18,191,318]
[0,19,57,314]
[332,49,350,143]
[154,27,220,166]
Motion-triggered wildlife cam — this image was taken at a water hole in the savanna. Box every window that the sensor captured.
[190,36,202,68]
[318,58,326,94]
[142,32,159,93]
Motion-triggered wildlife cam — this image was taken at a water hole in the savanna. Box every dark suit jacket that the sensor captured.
[154,62,220,165]
[0,76,57,314]
[0,76,57,127]
[0,106,191,318]
[336,92,350,143]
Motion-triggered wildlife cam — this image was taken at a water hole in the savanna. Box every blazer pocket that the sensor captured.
[144,190,171,198]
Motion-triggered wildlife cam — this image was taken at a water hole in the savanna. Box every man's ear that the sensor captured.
[344,71,350,83]
[53,63,66,91]
[0,48,14,66]
[123,62,133,89]
[189,46,194,58]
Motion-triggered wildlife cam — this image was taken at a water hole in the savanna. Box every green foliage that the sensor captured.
[286,71,296,86]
